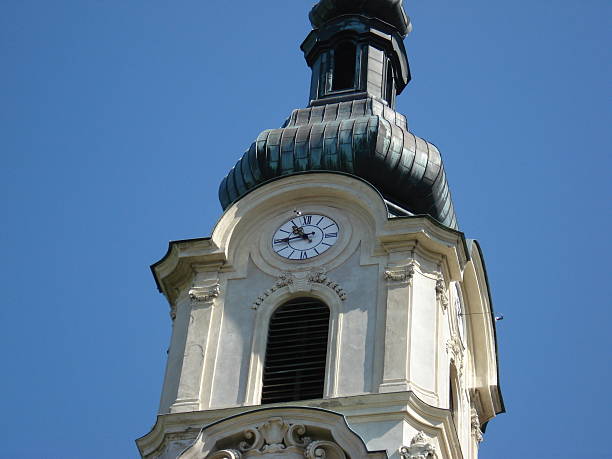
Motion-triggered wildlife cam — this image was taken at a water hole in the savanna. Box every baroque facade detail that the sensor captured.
[435,275,449,311]
[252,269,346,309]
[384,262,415,283]
[252,273,294,309]
[188,284,220,304]
[207,417,347,459]
[446,334,464,377]
[308,268,347,301]
[471,407,484,443]
[399,431,437,459]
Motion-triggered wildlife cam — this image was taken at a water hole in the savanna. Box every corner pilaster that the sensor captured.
[379,240,417,393]
[169,262,223,414]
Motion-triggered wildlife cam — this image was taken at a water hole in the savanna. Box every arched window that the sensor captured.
[332,41,356,91]
[384,60,394,105]
[261,297,330,404]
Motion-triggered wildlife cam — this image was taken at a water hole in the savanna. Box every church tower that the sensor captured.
[137,1,504,458]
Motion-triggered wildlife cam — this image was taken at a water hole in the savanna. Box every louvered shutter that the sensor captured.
[261,298,330,404]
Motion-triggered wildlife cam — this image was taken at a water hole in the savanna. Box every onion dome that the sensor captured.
[218,0,458,229]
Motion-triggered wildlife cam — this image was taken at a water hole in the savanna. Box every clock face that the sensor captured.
[272,214,339,260]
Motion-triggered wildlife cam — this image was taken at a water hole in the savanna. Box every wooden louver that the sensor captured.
[261,297,330,404]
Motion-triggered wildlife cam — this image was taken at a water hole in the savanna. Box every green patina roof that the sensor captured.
[219,98,457,229]
[219,0,458,229]
[309,0,412,37]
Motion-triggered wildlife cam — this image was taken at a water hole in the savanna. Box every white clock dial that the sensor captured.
[272,214,339,260]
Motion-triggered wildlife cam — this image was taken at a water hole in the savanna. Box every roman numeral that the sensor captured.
[325,232,337,238]
[302,215,312,225]
[300,251,308,260]
[274,238,287,244]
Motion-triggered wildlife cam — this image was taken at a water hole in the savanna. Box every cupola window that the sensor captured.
[384,60,395,105]
[261,297,330,404]
[332,41,357,91]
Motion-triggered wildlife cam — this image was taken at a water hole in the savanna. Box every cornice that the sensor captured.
[136,391,460,458]
[151,238,227,304]
[378,217,468,283]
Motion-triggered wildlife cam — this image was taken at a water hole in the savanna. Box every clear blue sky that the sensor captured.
[1,1,610,457]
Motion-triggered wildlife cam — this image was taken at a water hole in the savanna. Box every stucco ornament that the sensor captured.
[435,275,449,311]
[206,417,347,459]
[189,284,220,303]
[384,262,415,283]
[446,334,464,378]
[252,269,346,309]
[399,431,437,459]
[308,268,347,301]
[252,273,294,309]
[471,407,484,443]
[208,450,242,459]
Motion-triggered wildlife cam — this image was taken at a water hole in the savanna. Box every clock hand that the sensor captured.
[274,232,315,244]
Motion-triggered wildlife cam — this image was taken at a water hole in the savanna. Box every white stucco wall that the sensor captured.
[141,174,502,459]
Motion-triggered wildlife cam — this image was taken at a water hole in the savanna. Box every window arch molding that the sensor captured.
[245,283,345,405]
[449,361,462,436]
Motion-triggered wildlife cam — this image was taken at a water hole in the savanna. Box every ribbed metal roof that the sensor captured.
[219,97,458,229]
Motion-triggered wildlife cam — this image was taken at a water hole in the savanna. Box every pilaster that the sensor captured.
[168,262,222,414]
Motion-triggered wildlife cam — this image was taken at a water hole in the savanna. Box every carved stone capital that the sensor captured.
[400,431,437,459]
[384,262,415,283]
[188,283,220,304]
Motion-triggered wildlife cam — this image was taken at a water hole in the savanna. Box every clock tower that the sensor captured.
[137,1,504,458]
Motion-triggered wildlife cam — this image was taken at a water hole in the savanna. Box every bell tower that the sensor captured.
[137,1,504,458]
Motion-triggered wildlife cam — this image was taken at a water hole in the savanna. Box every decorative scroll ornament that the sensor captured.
[446,334,464,377]
[252,273,294,309]
[305,440,347,458]
[189,284,220,303]
[471,407,484,443]
[384,262,415,283]
[399,431,437,459]
[252,270,346,309]
[308,268,347,301]
[208,450,242,459]
[207,417,346,459]
[435,275,449,311]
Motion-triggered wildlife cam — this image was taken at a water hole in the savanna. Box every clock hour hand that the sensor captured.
[274,232,315,244]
